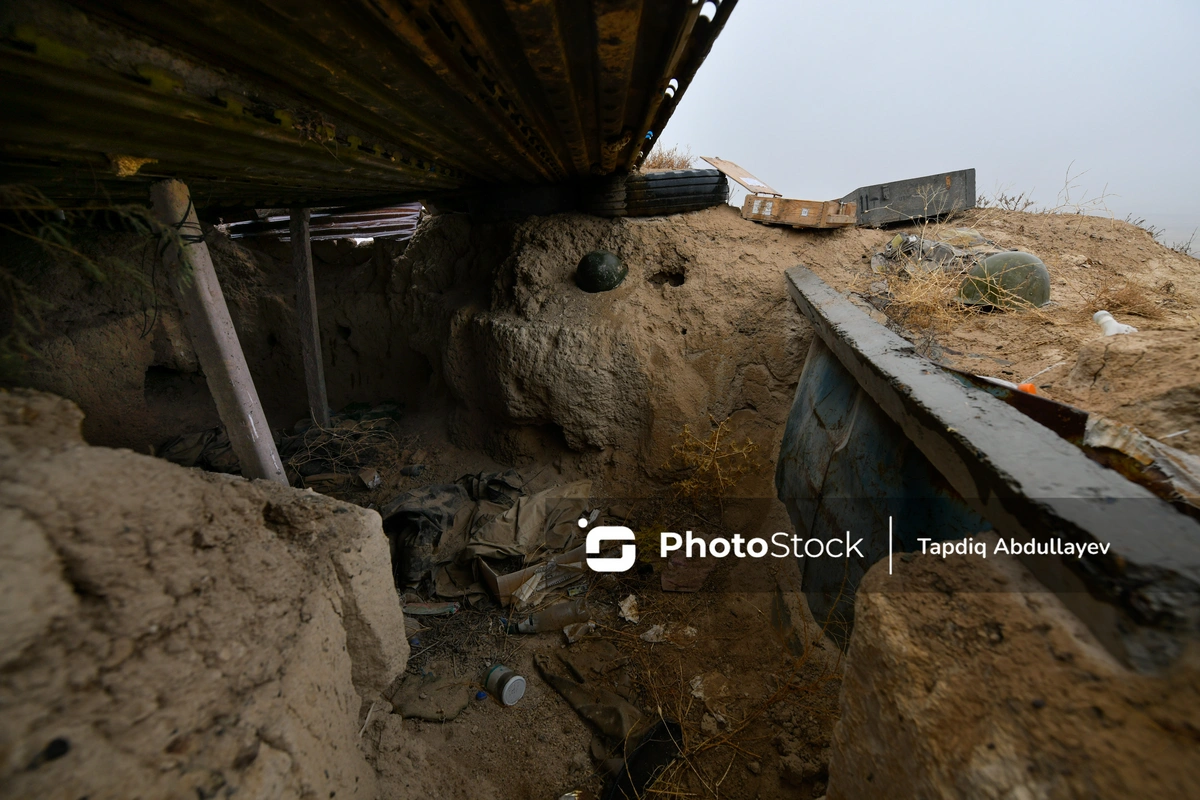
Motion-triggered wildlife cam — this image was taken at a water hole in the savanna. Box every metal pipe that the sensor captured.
[150,178,288,484]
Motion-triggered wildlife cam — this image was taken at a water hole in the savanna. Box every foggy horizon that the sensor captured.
[662,0,1199,249]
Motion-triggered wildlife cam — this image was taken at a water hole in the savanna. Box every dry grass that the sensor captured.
[281,417,403,487]
[664,416,760,508]
[1084,277,1164,319]
[643,144,694,171]
[873,267,976,333]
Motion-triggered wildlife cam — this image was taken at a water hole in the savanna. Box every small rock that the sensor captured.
[780,753,819,787]
[747,760,761,775]
[400,464,426,477]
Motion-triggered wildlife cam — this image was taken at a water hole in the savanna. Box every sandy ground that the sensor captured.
[314,412,842,799]
[789,205,1200,453]
[271,203,1200,797]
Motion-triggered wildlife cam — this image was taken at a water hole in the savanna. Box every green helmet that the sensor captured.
[575,250,627,293]
[958,251,1051,308]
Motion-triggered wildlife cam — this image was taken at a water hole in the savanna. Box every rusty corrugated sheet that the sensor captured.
[0,0,736,209]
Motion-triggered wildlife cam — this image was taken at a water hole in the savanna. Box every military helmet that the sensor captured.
[958,251,1051,308]
[575,250,628,293]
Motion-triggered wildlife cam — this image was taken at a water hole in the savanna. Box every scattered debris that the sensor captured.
[381,471,590,602]
[482,544,588,609]
[870,228,1002,275]
[357,466,381,489]
[1083,416,1200,513]
[564,622,595,643]
[1093,309,1138,335]
[483,664,527,707]
[514,599,589,634]
[639,624,666,643]
[618,594,640,624]
[404,602,460,617]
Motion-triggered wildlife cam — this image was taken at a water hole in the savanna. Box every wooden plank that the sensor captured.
[150,179,287,484]
[290,208,330,428]
[699,156,781,196]
[741,196,856,228]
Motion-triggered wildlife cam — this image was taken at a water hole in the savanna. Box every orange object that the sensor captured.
[1017,383,1037,395]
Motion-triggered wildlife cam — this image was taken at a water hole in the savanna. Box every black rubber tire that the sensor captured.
[582,168,729,217]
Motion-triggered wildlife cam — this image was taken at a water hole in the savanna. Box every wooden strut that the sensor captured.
[150,179,287,484]
[290,208,330,427]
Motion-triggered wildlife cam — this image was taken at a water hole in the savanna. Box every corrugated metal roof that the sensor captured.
[0,0,736,209]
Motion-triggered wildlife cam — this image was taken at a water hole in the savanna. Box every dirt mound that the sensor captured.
[796,208,1200,453]
[0,389,407,799]
[399,206,815,495]
[828,543,1200,799]
[1058,329,1200,449]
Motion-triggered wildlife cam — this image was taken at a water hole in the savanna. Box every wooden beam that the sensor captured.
[150,179,287,484]
[289,208,330,427]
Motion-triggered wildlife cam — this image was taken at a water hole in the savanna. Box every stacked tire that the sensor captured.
[581,168,729,217]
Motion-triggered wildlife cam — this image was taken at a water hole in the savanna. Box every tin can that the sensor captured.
[483,664,526,706]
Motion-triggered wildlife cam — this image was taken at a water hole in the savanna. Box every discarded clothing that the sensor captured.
[381,471,591,600]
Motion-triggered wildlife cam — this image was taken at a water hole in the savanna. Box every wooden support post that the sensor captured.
[150,179,287,484]
[289,208,330,427]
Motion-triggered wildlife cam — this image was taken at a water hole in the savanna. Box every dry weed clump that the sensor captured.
[642,144,694,170]
[282,417,402,487]
[665,416,760,505]
[1085,277,1164,319]
[877,268,977,332]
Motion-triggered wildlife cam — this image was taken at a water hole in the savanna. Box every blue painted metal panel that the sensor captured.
[775,337,990,645]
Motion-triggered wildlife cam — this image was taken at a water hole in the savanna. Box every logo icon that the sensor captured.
[585,524,636,573]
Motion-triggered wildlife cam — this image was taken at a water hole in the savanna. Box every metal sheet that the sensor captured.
[841,168,976,227]
[0,0,737,208]
[780,265,1200,671]
[223,204,422,241]
[775,337,992,646]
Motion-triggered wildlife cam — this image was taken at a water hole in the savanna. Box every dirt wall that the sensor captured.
[0,388,408,799]
[399,206,814,494]
[2,228,429,455]
[826,542,1200,799]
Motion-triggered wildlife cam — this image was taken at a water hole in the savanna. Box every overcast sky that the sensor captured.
[663,0,1199,248]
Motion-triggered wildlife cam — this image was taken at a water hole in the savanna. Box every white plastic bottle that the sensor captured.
[1093,310,1137,336]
